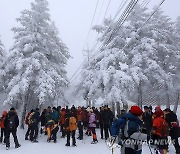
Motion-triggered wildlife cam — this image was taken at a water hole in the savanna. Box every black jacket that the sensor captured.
[4,111,19,131]
[165,111,179,137]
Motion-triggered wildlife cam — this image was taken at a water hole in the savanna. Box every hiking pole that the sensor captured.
[147,143,153,154]
[111,136,117,154]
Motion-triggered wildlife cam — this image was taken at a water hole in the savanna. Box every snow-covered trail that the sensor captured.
[0,128,177,154]
[0,128,112,154]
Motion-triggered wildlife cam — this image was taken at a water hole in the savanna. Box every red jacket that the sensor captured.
[0,111,7,128]
[25,112,31,126]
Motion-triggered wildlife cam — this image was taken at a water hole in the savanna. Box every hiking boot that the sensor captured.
[15,144,21,148]
[25,137,28,140]
[77,137,83,140]
[47,139,50,143]
[65,143,70,146]
[54,140,57,143]
[72,143,76,147]
[91,141,97,144]
[32,139,38,143]
[6,146,10,150]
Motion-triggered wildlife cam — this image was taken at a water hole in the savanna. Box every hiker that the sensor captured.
[102,105,112,140]
[45,106,53,122]
[88,109,98,144]
[40,109,47,134]
[164,108,180,154]
[119,106,148,154]
[64,111,77,146]
[29,108,40,142]
[151,108,169,154]
[51,107,59,124]
[25,109,34,140]
[60,108,66,138]
[0,111,7,144]
[46,120,59,143]
[77,106,84,140]
[142,106,152,135]
[4,107,21,150]
[99,107,104,139]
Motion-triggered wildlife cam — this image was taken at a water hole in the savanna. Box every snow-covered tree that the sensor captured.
[75,5,180,110]
[1,0,70,128]
[0,36,5,66]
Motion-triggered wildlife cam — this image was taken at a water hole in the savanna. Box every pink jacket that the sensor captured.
[89,113,96,128]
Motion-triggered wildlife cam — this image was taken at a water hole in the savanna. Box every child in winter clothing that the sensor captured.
[88,109,98,144]
[152,108,169,154]
[64,112,77,146]
[46,120,59,143]
[0,111,7,144]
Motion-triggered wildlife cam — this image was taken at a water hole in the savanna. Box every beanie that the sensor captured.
[130,106,143,116]
[10,107,15,111]
[154,109,164,117]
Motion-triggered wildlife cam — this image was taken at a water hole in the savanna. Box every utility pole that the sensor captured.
[83,44,91,107]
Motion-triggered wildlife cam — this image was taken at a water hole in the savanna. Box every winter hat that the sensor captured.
[144,106,149,110]
[154,109,164,117]
[155,106,161,111]
[163,108,171,113]
[10,107,15,111]
[130,106,143,116]
[89,109,93,113]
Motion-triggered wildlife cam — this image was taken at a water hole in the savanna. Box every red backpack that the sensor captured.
[159,119,169,138]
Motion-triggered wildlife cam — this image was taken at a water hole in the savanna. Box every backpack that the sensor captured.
[8,116,16,130]
[28,112,36,125]
[69,117,77,131]
[159,120,169,138]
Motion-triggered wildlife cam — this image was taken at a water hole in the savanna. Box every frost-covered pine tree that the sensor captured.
[75,5,179,110]
[0,36,5,66]
[0,36,6,92]
[1,0,70,128]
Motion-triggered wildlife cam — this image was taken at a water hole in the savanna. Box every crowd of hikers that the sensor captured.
[0,105,179,154]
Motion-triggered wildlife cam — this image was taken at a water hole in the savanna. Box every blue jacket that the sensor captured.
[111,113,143,137]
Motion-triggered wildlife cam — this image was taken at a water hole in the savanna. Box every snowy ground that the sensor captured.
[0,105,179,154]
[0,128,178,154]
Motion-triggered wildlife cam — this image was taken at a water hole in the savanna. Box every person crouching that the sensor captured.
[46,120,59,143]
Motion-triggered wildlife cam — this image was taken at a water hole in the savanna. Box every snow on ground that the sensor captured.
[0,128,111,154]
[0,127,178,154]
[0,105,179,154]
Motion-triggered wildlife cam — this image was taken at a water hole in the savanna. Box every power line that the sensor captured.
[70,0,166,83]
[82,0,100,51]
[70,0,139,83]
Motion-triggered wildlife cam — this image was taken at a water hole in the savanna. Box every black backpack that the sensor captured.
[8,116,16,130]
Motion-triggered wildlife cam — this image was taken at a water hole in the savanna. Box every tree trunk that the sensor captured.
[165,83,170,109]
[111,102,115,116]
[20,95,27,129]
[138,81,143,108]
[116,101,121,118]
[123,103,128,112]
[173,92,179,113]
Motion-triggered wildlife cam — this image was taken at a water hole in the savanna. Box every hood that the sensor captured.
[8,110,17,117]
[2,111,7,116]
[123,113,143,125]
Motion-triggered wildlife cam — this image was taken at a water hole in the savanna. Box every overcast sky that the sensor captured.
[0,0,180,80]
